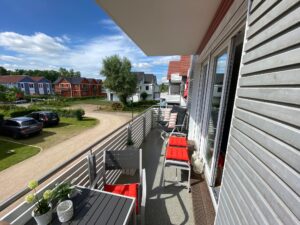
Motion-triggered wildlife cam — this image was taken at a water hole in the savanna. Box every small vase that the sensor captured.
[32,208,52,225]
[57,200,74,223]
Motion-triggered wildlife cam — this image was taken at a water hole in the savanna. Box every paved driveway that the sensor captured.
[0,105,133,203]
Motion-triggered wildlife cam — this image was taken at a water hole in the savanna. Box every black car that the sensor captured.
[27,111,60,126]
[0,117,43,139]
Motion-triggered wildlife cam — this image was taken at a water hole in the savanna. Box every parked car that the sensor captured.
[0,117,43,139]
[27,111,60,126]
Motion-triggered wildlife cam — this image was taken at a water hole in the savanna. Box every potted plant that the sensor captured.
[25,180,53,225]
[52,182,75,203]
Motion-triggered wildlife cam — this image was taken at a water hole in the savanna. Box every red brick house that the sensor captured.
[54,77,103,97]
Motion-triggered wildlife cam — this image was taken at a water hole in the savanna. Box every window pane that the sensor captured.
[204,53,228,169]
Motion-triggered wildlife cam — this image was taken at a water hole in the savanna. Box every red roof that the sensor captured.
[167,56,191,80]
[0,75,28,83]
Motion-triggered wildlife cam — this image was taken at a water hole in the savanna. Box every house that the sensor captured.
[0,75,52,95]
[95,1,300,224]
[107,72,160,102]
[161,56,191,105]
[31,76,53,95]
[54,77,104,97]
[87,78,104,97]
[167,55,191,95]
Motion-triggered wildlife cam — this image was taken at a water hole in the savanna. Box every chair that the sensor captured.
[162,135,191,192]
[159,106,187,140]
[87,148,146,225]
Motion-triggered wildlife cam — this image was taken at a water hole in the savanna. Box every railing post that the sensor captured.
[143,115,146,141]
[127,123,132,145]
[151,108,154,129]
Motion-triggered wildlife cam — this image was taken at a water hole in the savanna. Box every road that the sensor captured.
[0,105,133,203]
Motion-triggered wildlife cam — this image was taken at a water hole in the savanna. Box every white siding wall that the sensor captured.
[216,0,300,224]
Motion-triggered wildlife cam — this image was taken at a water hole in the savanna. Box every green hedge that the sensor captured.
[3,107,85,121]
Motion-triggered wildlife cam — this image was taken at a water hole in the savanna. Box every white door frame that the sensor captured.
[200,40,233,186]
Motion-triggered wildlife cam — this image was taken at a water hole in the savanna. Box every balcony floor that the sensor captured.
[117,128,215,225]
[142,128,195,225]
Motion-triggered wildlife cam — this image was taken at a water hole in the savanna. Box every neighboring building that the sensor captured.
[167,55,191,95]
[31,76,52,95]
[161,56,191,105]
[0,75,53,95]
[96,1,300,225]
[107,72,159,102]
[54,77,103,97]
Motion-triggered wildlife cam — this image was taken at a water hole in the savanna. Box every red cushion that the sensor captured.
[168,136,188,147]
[104,183,139,213]
[166,146,189,162]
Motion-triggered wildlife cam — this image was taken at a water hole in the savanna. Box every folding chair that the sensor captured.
[159,106,187,140]
[103,148,146,225]
[162,135,191,192]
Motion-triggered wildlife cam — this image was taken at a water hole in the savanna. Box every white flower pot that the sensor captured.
[57,200,74,223]
[32,208,52,225]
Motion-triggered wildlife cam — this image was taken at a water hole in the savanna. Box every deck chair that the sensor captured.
[162,135,191,192]
[159,106,187,140]
[103,148,146,225]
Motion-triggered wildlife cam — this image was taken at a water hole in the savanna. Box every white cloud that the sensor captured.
[161,76,169,84]
[0,55,23,62]
[0,20,178,79]
[0,32,68,57]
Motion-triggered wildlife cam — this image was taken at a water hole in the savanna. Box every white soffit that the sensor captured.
[96,0,221,56]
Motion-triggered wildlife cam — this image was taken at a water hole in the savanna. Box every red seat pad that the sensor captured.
[104,183,139,213]
[168,136,188,147]
[166,146,189,162]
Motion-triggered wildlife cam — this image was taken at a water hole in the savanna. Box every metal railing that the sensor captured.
[0,105,165,224]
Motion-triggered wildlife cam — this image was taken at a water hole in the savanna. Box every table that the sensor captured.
[25,186,136,225]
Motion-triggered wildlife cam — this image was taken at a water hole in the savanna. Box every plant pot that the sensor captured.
[57,200,74,223]
[32,208,52,225]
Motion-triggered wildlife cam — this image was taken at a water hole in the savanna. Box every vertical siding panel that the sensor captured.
[216,0,300,224]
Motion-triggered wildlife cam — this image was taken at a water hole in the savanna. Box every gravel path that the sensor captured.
[0,105,133,203]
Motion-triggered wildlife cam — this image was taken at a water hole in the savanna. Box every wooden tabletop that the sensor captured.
[25,187,135,225]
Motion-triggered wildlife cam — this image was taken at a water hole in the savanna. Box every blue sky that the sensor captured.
[0,0,178,82]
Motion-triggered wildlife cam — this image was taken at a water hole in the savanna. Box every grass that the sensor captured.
[0,139,40,171]
[67,98,110,106]
[0,117,98,150]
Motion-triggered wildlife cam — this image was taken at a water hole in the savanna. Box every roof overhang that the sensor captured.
[96,0,223,56]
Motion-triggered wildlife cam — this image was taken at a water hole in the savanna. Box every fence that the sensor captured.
[0,105,168,224]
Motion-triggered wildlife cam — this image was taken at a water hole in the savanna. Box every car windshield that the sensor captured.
[21,120,37,126]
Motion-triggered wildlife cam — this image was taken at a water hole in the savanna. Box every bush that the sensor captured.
[6,106,85,121]
[140,92,148,101]
[0,114,4,122]
[10,109,36,117]
[111,102,124,111]
[75,109,85,120]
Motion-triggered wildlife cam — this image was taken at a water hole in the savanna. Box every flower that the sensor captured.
[43,190,53,200]
[25,194,35,203]
[28,180,38,189]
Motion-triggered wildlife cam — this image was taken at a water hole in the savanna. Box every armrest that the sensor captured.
[140,169,146,225]
[169,132,187,137]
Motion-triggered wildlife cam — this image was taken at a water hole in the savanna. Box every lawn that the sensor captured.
[0,139,40,171]
[0,117,98,150]
[67,98,110,106]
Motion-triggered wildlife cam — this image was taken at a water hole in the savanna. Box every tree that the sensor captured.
[0,66,8,75]
[0,85,23,102]
[140,92,148,101]
[101,55,137,105]
[160,83,169,92]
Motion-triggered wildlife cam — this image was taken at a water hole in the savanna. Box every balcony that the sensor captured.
[0,107,214,225]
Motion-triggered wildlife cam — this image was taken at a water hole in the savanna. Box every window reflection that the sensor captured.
[205,53,228,169]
